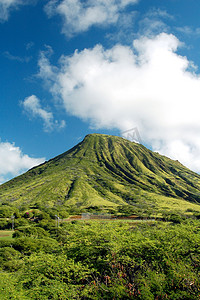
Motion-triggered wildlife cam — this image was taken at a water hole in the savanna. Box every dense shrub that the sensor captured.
[13,226,49,239]
[0,218,200,299]
[0,247,23,272]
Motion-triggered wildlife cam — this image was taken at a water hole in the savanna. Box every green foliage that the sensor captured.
[13,226,49,238]
[0,219,11,230]
[13,237,60,254]
[36,218,55,230]
[0,247,23,272]
[1,134,200,298]
[14,218,30,228]
[0,219,200,299]
[0,273,27,299]
[168,213,182,223]
[0,206,12,217]
[117,205,138,216]
[24,211,32,218]
[0,205,20,219]
[18,253,93,299]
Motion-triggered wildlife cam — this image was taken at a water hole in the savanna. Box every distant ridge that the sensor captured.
[1,133,200,214]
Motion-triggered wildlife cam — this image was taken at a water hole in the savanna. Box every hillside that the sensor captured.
[1,133,200,215]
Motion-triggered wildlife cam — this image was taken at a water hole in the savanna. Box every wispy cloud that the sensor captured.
[3,51,31,63]
[26,41,34,50]
[37,46,57,88]
[176,26,200,37]
[45,0,138,37]
[38,32,200,173]
[0,0,35,22]
[22,95,66,132]
[138,8,173,37]
[0,140,44,184]
[0,0,21,22]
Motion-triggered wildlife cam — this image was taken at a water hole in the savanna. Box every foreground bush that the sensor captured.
[0,219,200,299]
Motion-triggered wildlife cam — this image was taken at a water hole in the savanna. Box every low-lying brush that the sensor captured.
[0,217,200,299]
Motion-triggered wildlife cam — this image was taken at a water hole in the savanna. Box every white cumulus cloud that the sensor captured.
[0,141,44,184]
[45,0,138,37]
[22,95,66,132]
[38,32,200,173]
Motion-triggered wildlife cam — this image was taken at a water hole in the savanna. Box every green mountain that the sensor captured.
[1,133,200,215]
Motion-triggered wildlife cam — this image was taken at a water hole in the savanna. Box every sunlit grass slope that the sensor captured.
[1,134,200,213]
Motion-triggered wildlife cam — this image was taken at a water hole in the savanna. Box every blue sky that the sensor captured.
[1,0,200,183]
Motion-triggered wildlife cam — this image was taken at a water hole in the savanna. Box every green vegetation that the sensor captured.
[1,134,200,298]
[0,217,200,299]
[1,134,200,217]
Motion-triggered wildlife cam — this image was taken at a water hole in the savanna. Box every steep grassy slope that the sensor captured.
[1,134,200,214]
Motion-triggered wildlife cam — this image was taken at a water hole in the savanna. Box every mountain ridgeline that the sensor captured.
[1,134,200,213]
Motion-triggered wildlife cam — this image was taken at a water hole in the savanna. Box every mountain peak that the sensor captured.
[1,133,200,214]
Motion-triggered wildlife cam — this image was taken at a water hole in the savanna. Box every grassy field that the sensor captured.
[0,230,13,241]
